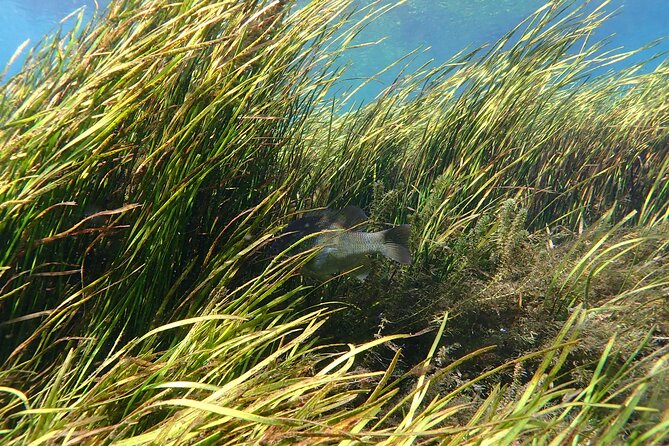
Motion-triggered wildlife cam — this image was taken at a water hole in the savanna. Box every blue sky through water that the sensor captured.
[0,0,667,103]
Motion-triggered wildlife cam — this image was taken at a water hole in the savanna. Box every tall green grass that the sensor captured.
[1,0,667,444]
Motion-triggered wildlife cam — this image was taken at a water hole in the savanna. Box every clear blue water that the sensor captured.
[1,0,667,103]
[0,0,107,73]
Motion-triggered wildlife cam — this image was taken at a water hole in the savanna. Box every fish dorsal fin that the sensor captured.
[329,206,368,229]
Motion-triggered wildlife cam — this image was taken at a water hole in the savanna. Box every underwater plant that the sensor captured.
[0,0,667,444]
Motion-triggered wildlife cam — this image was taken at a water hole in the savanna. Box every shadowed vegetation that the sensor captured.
[0,0,667,444]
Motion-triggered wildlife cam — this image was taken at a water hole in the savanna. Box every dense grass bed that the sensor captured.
[1,0,667,444]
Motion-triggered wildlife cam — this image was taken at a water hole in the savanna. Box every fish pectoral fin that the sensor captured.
[350,261,371,282]
[354,269,370,282]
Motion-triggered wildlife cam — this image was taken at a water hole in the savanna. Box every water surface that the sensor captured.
[1,0,666,102]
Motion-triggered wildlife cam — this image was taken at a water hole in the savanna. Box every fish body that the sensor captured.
[273,206,411,280]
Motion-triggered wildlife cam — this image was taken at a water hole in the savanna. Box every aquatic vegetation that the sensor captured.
[0,0,667,444]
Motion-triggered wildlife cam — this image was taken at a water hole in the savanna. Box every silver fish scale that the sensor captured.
[318,230,384,258]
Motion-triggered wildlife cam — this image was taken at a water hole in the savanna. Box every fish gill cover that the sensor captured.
[0,0,667,444]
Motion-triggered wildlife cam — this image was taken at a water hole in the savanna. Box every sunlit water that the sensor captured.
[1,0,667,103]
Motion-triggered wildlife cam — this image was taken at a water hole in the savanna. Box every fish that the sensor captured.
[272,206,411,281]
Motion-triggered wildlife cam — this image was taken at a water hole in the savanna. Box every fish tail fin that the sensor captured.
[381,224,412,264]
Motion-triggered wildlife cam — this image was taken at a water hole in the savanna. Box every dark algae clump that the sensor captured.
[0,0,667,444]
